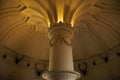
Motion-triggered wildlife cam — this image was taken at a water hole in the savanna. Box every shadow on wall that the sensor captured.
[0,76,15,80]
[110,75,120,80]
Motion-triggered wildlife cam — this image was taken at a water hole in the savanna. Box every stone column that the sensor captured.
[42,22,80,80]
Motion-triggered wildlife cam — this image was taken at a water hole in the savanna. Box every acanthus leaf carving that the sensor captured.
[48,23,73,47]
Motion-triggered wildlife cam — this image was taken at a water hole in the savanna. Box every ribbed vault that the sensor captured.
[0,0,120,61]
[0,0,120,80]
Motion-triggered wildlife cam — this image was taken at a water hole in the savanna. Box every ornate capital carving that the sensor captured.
[42,71,80,80]
[48,23,74,46]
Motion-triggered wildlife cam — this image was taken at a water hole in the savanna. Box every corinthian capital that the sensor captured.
[48,22,74,46]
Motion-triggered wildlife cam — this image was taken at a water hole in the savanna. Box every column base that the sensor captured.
[42,71,81,80]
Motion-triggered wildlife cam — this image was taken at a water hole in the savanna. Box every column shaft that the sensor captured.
[42,23,80,80]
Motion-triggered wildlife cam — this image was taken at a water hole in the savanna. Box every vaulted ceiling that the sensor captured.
[0,0,120,80]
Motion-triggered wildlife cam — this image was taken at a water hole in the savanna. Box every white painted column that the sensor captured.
[42,22,80,80]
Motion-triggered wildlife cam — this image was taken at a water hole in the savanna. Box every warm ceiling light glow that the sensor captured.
[20,0,76,27]
[56,0,64,23]
[57,9,63,23]
[71,20,74,27]
[47,21,50,27]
